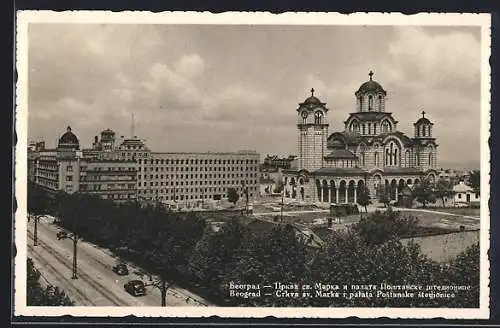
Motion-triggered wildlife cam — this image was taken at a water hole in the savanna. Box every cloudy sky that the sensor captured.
[27,23,482,169]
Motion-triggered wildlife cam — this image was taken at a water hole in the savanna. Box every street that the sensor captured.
[27,216,211,307]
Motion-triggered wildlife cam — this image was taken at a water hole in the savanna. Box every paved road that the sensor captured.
[27,217,211,307]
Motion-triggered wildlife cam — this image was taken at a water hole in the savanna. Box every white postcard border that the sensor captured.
[14,10,491,319]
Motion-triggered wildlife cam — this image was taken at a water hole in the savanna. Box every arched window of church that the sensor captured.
[374,123,378,134]
[368,123,371,135]
[314,111,323,125]
[422,125,426,137]
[394,148,398,166]
[416,153,420,166]
[428,126,432,136]
[362,124,366,135]
[385,149,389,166]
[351,121,359,132]
[405,150,410,167]
[359,96,364,111]
[361,153,365,166]
[368,95,373,111]
[428,153,433,167]
[378,95,383,110]
[389,143,394,166]
[374,152,379,167]
[382,121,389,133]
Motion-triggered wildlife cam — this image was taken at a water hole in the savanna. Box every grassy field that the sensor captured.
[421,207,480,217]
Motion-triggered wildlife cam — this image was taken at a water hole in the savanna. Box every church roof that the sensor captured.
[347,112,396,122]
[313,167,365,176]
[297,88,328,112]
[324,149,357,159]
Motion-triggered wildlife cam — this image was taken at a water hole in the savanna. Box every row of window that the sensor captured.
[139,158,258,165]
[138,166,257,172]
[139,186,257,194]
[140,179,259,187]
[139,173,258,180]
[140,193,254,201]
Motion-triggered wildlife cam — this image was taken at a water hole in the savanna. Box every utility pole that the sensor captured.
[58,227,80,279]
[144,275,169,307]
[31,215,41,246]
[280,187,284,221]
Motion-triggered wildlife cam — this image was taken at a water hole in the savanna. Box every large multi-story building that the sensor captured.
[283,71,439,205]
[30,126,260,206]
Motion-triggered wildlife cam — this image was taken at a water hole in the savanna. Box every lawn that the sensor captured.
[421,207,480,217]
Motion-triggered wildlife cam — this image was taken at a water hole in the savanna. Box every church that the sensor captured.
[282,71,438,205]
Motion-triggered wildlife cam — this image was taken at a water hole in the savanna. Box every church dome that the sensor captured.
[415,117,431,125]
[355,71,386,95]
[413,111,433,126]
[58,126,80,150]
[302,88,324,105]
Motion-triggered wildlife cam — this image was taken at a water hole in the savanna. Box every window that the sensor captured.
[314,111,323,124]
[378,95,383,110]
[458,193,462,199]
[367,123,371,135]
[66,175,73,181]
[368,95,373,110]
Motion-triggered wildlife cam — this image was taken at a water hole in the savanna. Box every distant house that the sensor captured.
[452,181,480,205]
[262,154,297,172]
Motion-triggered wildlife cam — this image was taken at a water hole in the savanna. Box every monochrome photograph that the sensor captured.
[15,11,491,319]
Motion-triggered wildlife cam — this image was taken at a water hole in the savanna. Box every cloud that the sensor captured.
[174,54,205,79]
[387,26,480,90]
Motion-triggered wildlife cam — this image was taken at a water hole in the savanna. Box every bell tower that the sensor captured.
[296,88,329,171]
[413,111,438,170]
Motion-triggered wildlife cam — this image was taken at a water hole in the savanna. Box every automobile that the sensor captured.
[112,263,129,276]
[124,280,147,296]
[56,231,68,240]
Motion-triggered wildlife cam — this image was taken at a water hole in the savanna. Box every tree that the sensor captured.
[411,180,436,208]
[356,185,371,213]
[227,187,239,205]
[273,179,284,194]
[434,178,453,207]
[352,208,420,246]
[468,170,480,194]
[440,242,480,307]
[27,258,74,306]
[377,184,392,208]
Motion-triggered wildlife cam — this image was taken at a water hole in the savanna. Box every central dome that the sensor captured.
[355,71,387,95]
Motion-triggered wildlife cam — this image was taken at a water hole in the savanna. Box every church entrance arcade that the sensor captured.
[314,178,365,204]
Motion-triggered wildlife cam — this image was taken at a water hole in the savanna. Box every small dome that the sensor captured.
[415,117,431,125]
[303,88,323,105]
[355,71,386,95]
[304,95,322,105]
[58,126,80,150]
[414,111,432,125]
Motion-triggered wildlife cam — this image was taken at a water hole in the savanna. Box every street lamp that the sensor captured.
[57,228,80,279]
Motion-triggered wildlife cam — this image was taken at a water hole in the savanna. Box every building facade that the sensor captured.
[30,126,260,206]
[283,71,439,205]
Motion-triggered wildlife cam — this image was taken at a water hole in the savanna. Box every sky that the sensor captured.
[27,23,482,169]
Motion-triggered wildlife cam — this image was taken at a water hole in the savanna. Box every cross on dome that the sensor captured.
[421,110,426,118]
[368,70,374,81]
[311,88,315,97]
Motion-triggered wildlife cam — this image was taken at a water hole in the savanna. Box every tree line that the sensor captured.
[28,182,479,307]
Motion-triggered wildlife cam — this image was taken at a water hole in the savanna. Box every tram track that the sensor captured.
[27,243,96,306]
[27,230,129,306]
